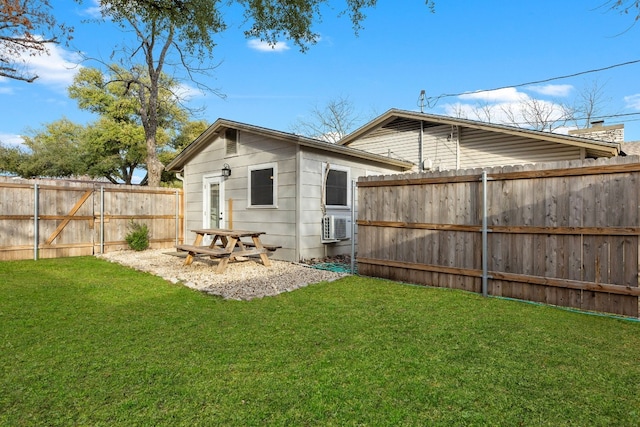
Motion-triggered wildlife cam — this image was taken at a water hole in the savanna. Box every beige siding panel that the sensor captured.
[459,129,582,169]
[297,148,399,261]
[347,122,461,172]
[181,131,299,261]
[350,122,585,172]
[423,124,458,171]
[347,121,420,165]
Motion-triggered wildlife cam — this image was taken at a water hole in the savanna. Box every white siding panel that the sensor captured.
[348,125,419,164]
[459,128,581,168]
[423,124,458,171]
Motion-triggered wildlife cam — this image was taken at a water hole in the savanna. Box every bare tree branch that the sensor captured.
[290,96,360,143]
[0,0,72,82]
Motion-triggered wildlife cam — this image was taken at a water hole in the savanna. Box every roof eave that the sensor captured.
[166,117,415,172]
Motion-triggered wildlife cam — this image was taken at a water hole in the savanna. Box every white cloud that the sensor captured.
[82,0,105,18]
[247,39,291,52]
[527,84,573,97]
[174,82,204,101]
[0,133,25,146]
[443,97,567,129]
[24,43,83,88]
[624,94,640,110]
[458,87,525,103]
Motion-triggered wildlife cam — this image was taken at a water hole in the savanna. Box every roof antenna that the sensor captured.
[418,89,426,113]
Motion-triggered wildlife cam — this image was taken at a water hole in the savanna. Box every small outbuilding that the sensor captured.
[166,119,413,262]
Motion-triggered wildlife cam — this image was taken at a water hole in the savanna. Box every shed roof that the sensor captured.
[339,109,621,158]
[166,118,415,172]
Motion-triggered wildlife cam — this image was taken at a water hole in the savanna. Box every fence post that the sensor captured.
[481,171,488,297]
[33,183,39,260]
[351,179,357,274]
[100,186,105,254]
[175,189,180,246]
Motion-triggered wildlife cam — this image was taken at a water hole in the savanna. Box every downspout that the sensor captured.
[295,146,302,262]
[455,126,461,170]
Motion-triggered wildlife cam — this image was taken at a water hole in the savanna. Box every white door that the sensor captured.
[203,176,224,243]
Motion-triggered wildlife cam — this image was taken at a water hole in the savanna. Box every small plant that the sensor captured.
[125,221,150,251]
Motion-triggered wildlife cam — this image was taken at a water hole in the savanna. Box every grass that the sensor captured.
[1,257,640,426]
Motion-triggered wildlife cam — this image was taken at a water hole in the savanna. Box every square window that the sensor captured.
[249,164,277,207]
[326,168,348,206]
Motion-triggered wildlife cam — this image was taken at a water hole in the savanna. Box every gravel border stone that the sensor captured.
[97,249,348,300]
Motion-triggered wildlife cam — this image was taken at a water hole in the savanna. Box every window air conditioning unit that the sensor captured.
[322,215,350,241]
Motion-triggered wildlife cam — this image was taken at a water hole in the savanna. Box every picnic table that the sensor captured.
[175,228,280,274]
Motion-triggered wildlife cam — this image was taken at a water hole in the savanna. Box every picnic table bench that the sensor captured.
[176,228,281,274]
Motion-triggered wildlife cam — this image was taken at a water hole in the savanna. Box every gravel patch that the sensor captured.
[97,249,348,300]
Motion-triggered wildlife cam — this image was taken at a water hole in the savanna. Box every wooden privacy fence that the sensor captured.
[357,156,640,318]
[0,177,184,261]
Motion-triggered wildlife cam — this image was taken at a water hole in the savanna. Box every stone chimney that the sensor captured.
[568,120,624,143]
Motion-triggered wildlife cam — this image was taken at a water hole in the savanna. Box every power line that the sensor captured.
[424,58,640,108]
[462,111,640,128]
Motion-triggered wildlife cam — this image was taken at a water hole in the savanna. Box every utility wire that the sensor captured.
[424,58,640,108]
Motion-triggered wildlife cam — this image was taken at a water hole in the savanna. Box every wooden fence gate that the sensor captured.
[357,157,640,318]
[0,178,183,261]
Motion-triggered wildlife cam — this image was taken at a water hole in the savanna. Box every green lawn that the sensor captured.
[1,257,639,426]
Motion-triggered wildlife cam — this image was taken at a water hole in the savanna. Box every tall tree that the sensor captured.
[93,0,435,186]
[0,65,192,184]
[68,65,188,183]
[81,117,147,184]
[0,0,72,82]
[0,119,85,178]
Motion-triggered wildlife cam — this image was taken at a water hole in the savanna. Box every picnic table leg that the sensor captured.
[252,236,272,267]
[215,236,238,274]
[184,233,205,266]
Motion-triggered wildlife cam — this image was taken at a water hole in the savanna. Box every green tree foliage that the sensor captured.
[0,119,85,178]
[158,119,208,186]
[91,0,435,186]
[0,65,194,185]
[81,118,147,184]
[68,66,188,184]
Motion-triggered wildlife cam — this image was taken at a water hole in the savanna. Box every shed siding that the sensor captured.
[349,120,584,172]
[346,120,421,165]
[183,131,298,261]
[458,128,582,168]
[297,148,400,260]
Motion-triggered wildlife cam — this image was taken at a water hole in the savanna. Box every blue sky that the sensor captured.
[2,0,640,148]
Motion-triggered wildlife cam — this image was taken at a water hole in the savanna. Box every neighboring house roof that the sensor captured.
[339,109,621,158]
[621,142,640,156]
[166,118,415,172]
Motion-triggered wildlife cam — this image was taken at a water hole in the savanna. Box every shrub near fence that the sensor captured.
[0,177,183,261]
[357,156,640,318]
